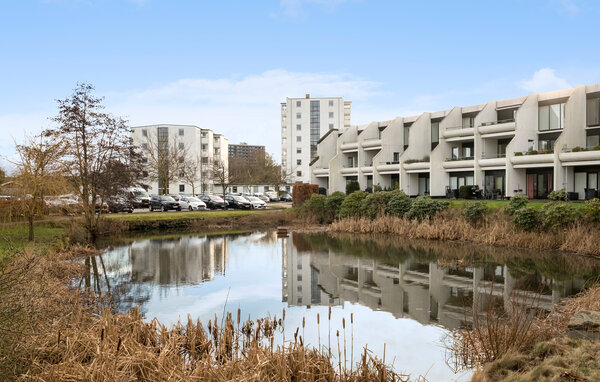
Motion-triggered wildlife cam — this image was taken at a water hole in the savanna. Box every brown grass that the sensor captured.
[1,244,412,381]
[328,212,600,258]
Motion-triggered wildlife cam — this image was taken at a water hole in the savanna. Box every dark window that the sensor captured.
[179,128,184,136]
[179,185,185,192]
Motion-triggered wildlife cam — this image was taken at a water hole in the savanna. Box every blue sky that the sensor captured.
[1,0,598,168]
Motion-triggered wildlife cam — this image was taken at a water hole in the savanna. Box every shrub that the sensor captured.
[548,188,568,201]
[324,191,346,219]
[506,195,528,215]
[385,191,412,217]
[345,180,360,195]
[360,191,394,220]
[364,187,373,193]
[373,184,382,192]
[512,207,539,231]
[292,184,318,206]
[514,152,523,156]
[462,201,488,225]
[583,198,600,223]
[339,190,367,219]
[528,150,538,155]
[541,202,579,231]
[405,196,449,222]
[458,185,478,199]
[300,193,327,222]
[594,145,600,151]
[572,146,582,152]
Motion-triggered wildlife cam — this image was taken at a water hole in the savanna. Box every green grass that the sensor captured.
[0,224,64,259]
[105,209,277,223]
[448,199,584,210]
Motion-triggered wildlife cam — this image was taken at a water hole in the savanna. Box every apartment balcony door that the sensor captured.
[418,173,430,196]
[526,169,553,199]
[484,170,505,197]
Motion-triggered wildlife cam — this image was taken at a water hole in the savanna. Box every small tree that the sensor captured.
[12,133,67,241]
[45,83,143,241]
[181,153,203,195]
[211,160,229,196]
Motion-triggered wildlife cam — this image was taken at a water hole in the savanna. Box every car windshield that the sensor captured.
[170,195,180,200]
[210,195,224,202]
[134,191,150,198]
[248,196,260,202]
[187,197,201,203]
[160,196,175,201]
[233,196,247,202]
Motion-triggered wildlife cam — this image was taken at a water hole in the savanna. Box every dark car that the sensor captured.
[279,193,292,202]
[127,189,151,208]
[149,195,181,212]
[198,194,227,210]
[107,196,134,213]
[224,194,252,209]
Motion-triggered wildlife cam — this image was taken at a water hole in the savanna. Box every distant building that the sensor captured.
[281,94,351,183]
[228,142,265,163]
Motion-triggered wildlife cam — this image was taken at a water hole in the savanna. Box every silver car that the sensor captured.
[179,196,208,211]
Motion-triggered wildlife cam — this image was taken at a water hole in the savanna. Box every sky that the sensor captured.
[1,0,599,170]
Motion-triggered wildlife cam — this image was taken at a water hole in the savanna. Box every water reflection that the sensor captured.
[86,231,600,381]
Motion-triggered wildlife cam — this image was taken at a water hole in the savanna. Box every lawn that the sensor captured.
[105,208,275,222]
[0,224,64,259]
[449,199,588,211]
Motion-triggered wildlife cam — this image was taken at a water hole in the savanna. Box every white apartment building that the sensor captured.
[312,84,600,200]
[281,94,351,184]
[132,124,228,195]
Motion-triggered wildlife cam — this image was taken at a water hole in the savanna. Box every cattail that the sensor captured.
[237,308,241,325]
[116,337,122,353]
[342,317,345,329]
[282,308,286,321]
[100,328,104,342]
[317,313,320,325]
[351,313,353,324]
[57,330,61,345]
[302,316,305,328]
[328,305,332,320]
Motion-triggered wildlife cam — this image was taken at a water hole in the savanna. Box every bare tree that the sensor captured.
[181,153,204,195]
[0,167,5,185]
[141,130,189,195]
[12,133,67,241]
[211,160,229,197]
[45,83,143,241]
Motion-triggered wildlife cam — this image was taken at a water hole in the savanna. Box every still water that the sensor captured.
[87,231,600,381]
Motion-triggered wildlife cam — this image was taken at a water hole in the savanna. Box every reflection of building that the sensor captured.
[130,236,229,285]
[284,234,587,329]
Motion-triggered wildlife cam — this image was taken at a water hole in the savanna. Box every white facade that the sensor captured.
[312,84,600,200]
[132,124,228,195]
[281,95,351,184]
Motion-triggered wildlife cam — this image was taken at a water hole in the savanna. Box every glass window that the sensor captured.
[329,112,334,118]
[179,185,185,192]
[329,100,334,106]
[296,124,301,130]
[587,134,600,148]
[296,171,302,176]
[296,147,301,153]
[539,103,565,131]
[329,123,334,130]
[296,100,301,107]
[179,128,184,136]
[296,112,301,119]
[452,146,459,159]
[403,126,410,149]
[297,159,301,165]
[142,129,147,137]
[393,152,400,162]
[296,136,301,142]
[178,142,184,150]
[586,98,600,127]
[431,121,439,150]
[462,116,474,129]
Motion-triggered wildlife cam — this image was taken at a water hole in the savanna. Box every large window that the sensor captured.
[393,152,400,163]
[431,121,439,150]
[587,98,600,127]
[403,124,410,150]
[310,100,320,160]
[538,132,561,151]
[449,172,474,190]
[539,103,565,131]
[296,124,301,131]
[587,130,600,148]
[462,116,474,129]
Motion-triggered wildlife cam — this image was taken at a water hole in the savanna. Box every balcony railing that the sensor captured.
[446,125,474,130]
[342,164,358,168]
[364,161,373,166]
[445,155,474,161]
[481,153,506,159]
[562,146,600,153]
[480,118,515,126]
[379,160,400,165]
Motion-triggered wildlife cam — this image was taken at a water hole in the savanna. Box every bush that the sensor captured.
[292,184,318,206]
[300,193,327,222]
[548,188,568,201]
[458,185,478,199]
[583,198,600,223]
[462,201,488,225]
[360,191,394,220]
[528,150,538,155]
[373,184,382,192]
[345,181,360,195]
[594,145,600,151]
[512,207,539,231]
[506,195,528,215]
[339,191,367,219]
[540,202,579,231]
[385,191,412,217]
[514,152,523,156]
[324,191,346,219]
[572,146,582,152]
[405,196,450,222]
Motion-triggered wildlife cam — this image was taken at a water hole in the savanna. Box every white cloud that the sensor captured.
[518,68,571,93]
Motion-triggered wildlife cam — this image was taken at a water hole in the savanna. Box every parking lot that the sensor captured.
[130,201,292,214]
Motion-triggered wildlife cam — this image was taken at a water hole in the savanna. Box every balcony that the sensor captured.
[479,119,516,136]
[340,140,359,152]
[479,153,506,168]
[442,156,475,170]
[559,147,600,166]
[403,159,430,173]
[376,161,400,174]
[341,164,359,175]
[312,167,330,177]
[443,126,475,140]
[510,151,554,168]
[361,137,382,150]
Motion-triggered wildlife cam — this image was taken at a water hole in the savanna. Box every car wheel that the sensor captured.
[161,205,166,212]
[150,205,153,212]
[189,206,193,211]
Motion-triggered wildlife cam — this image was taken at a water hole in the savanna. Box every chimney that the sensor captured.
[305,94,310,99]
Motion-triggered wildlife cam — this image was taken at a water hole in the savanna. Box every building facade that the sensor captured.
[312,84,600,200]
[228,142,265,163]
[281,94,351,183]
[132,124,228,195]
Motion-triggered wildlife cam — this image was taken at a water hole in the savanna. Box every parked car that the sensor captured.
[279,193,292,202]
[180,196,207,211]
[224,194,252,209]
[253,193,270,203]
[126,188,151,208]
[168,194,183,209]
[265,191,279,202]
[107,196,134,213]
[198,194,227,210]
[149,195,181,211]
[245,196,267,209]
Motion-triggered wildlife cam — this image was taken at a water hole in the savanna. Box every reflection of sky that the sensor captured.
[102,234,472,381]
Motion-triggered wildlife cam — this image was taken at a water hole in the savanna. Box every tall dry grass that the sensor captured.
[328,211,600,257]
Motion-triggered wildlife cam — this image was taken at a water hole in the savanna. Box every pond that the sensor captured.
[85,231,600,381]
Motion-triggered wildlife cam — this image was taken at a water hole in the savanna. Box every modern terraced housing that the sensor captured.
[310,84,600,200]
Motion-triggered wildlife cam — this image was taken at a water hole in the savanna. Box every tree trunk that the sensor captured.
[28,216,34,242]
